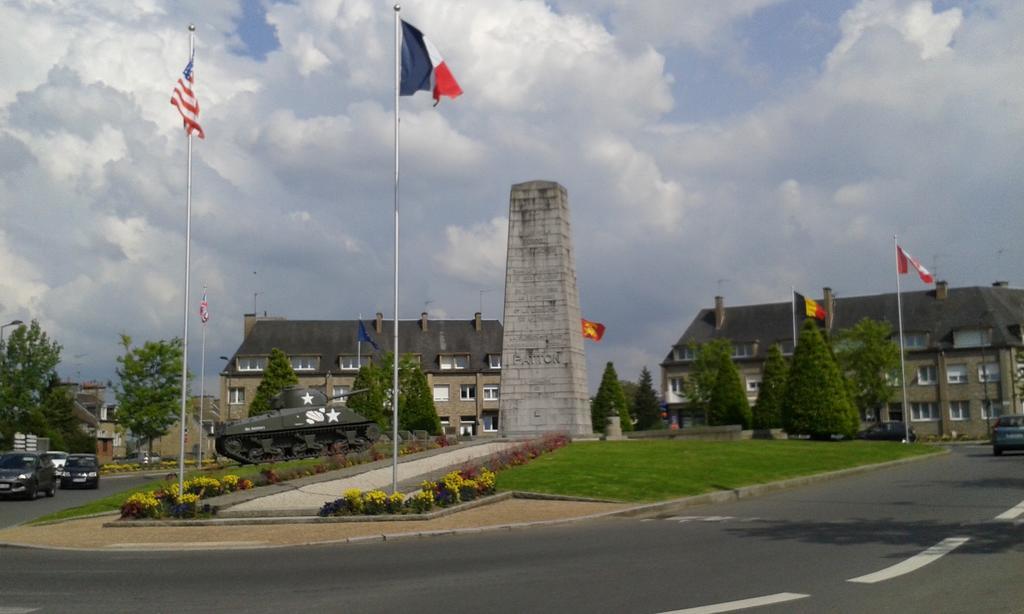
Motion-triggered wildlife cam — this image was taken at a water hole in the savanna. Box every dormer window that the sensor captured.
[237,357,266,372]
[732,343,755,358]
[440,354,469,370]
[904,333,928,349]
[290,356,319,371]
[674,347,695,361]
[488,354,502,369]
[953,329,988,348]
[338,355,370,370]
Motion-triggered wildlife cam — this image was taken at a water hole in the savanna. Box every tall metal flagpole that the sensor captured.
[198,284,207,468]
[894,234,911,444]
[391,4,402,494]
[177,23,197,494]
[791,286,797,348]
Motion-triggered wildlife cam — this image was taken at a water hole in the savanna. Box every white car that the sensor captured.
[44,451,69,477]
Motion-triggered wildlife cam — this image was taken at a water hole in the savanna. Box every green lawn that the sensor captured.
[494,439,940,502]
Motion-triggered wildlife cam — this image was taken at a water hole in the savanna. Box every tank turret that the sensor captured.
[214,387,379,464]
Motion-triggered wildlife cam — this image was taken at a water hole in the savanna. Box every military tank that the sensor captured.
[214,387,380,464]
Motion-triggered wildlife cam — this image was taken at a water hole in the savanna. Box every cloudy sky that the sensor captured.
[1,0,1021,398]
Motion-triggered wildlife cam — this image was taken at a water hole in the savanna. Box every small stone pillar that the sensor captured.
[604,416,626,440]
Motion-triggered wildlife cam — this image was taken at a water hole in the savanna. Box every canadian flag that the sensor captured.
[897,245,934,284]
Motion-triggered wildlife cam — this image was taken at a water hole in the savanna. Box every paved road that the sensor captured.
[2,445,1023,613]
[0,472,167,529]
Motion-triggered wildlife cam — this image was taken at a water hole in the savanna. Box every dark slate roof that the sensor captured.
[664,285,1024,364]
[226,318,504,375]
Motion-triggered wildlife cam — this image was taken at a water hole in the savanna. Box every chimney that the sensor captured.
[420,312,429,331]
[714,296,725,330]
[936,280,949,299]
[375,312,383,334]
[993,281,1008,288]
[243,313,257,339]
[474,312,482,331]
[823,287,835,331]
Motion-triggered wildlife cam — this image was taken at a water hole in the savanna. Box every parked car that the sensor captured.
[44,450,69,477]
[59,454,101,489]
[0,452,57,499]
[856,422,918,443]
[991,415,1024,456]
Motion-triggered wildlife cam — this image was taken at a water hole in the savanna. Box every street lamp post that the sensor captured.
[1,320,24,344]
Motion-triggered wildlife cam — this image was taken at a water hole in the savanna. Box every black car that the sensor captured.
[60,454,101,489]
[857,422,918,443]
[0,452,57,499]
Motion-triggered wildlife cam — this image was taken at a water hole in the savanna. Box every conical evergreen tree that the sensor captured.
[783,319,859,438]
[397,354,442,434]
[753,344,788,429]
[347,359,389,428]
[708,356,752,428]
[591,362,627,434]
[248,348,298,416]
[633,367,663,430]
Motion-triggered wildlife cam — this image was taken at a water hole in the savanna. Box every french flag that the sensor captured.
[400,20,462,105]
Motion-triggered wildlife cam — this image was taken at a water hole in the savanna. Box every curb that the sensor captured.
[0,447,948,552]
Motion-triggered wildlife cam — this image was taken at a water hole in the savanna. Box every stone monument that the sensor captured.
[499,180,592,438]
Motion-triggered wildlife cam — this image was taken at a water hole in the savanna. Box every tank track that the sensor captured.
[215,421,381,465]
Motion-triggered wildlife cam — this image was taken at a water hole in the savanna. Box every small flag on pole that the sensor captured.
[400,20,462,105]
[581,318,606,342]
[171,53,206,139]
[358,320,380,350]
[896,244,934,284]
[199,290,209,324]
[794,291,826,320]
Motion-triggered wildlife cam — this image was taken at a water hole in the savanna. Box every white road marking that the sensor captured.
[847,537,970,584]
[994,499,1024,521]
[658,592,810,613]
[0,608,41,613]
[106,541,269,550]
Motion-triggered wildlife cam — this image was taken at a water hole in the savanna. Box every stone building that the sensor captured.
[662,282,1024,438]
[220,312,503,437]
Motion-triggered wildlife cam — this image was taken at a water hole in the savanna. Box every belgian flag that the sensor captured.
[794,291,826,320]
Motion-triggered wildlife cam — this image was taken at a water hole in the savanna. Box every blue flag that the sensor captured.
[357,320,380,350]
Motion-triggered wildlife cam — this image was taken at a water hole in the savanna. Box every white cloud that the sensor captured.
[829,0,962,66]
[434,217,508,285]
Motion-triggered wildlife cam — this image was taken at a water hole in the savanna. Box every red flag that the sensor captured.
[581,318,606,342]
[896,245,934,284]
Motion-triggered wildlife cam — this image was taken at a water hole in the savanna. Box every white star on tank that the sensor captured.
[325,408,340,423]
[301,392,314,405]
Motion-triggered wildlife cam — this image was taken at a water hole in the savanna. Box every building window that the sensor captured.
[339,355,369,370]
[433,385,450,402]
[669,377,684,395]
[904,333,927,349]
[978,363,1000,383]
[949,401,970,421]
[405,354,422,367]
[732,343,755,358]
[229,387,245,404]
[460,384,476,401]
[482,412,499,432]
[674,347,695,361]
[290,356,319,371]
[861,409,877,422]
[916,366,936,385]
[237,357,266,372]
[778,340,795,356]
[460,416,476,436]
[488,354,502,369]
[745,375,762,393]
[982,400,1001,420]
[888,402,903,422]
[911,402,939,421]
[483,385,499,401]
[946,364,967,384]
[332,386,349,403]
[953,329,987,348]
[440,354,469,370]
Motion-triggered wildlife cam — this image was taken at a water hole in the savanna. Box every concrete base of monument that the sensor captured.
[602,416,628,441]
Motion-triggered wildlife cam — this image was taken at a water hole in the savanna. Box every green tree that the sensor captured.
[347,360,390,428]
[633,367,663,430]
[708,356,752,428]
[346,353,441,434]
[833,318,900,422]
[114,335,184,452]
[783,320,859,439]
[248,348,298,417]
[753,344,788,429]
[591,362,630,433]
[0,320,62,446]
[683,339,733,421]
[620,379,638,425]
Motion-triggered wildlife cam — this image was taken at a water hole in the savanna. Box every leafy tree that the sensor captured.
[35,381,97,453]
[115,335,184,452]
[708,356,752,428]
[683,339,733,421]
[833,318,901,422]
[753,344,788,429]
[0,320,62,445]
[783,320,858,439]
[248,348,298,417]
[346,353,440,434]
[633,367,663,430]
[592,362,628,433]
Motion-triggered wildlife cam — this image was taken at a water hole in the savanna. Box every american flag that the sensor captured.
[199,290,209,324]
[170,54,205,139]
